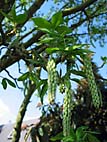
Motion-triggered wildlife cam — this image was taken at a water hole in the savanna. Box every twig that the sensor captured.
[4,69,23,89]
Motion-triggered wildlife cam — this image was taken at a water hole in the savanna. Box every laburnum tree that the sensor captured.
[0,0,107,142]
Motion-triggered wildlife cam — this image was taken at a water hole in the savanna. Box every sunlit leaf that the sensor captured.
[39,37,54,43]
[18,72,29,81]
[32,17,51,30]
[45,47,61,54]
[51,11,63,28]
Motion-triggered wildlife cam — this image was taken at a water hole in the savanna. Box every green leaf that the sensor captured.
[101,56,107,64]
[38,127,44,136]
[50,132,63,141]
[76,126,88,141]
[71,78,81,84]
[86,134,100,142]
[39,37,54,44]
[45,47,61,54]
[11,4,16,22]
[18,72,29,81]
[56,25,72,35]
[70,70,85,77]
[64,44,87,51]
[32,17,51,30]
[2,78,7,89]
[29,72,39,85]
[15,13,27,24]
[51,11,63,28]
[39,81,48,103]
[0,10,13,22]
[6,79,16,88]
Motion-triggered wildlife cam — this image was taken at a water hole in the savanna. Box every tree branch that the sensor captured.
[19,0,45,26]
[62,0,98,16]
[12,81,36,142]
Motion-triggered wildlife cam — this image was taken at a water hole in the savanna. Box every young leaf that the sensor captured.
[6,78,16,88]
[18,72,29,81]
[51,11,63,28]
[45,47,61,54]
[2,78,7,89]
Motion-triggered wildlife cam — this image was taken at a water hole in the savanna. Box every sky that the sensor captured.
[0,1,107,125]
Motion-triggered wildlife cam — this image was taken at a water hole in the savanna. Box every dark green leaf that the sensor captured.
[76,126,88,141]
[71,78,81,84]
[50,132,63,141]
[18,72,29,81]
[86,134,100,142]
[39,81,48,103]
[70,70,85,77]
[2,78,7,89]
[0,10,13,21]
[15,13,27,24]
[51,11,63,28]
[6,78,16,88]
[11,4,16,21]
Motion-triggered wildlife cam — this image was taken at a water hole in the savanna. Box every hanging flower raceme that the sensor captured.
[83,54,102,108]
[46,58,57,104]
[63,79,73,138]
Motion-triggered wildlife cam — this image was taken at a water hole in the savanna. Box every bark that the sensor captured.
[62,0,98,16]
[12,82,36,142]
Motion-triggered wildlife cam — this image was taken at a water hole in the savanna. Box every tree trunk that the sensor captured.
[12,82,36,142]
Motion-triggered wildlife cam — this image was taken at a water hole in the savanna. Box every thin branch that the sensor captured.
[4,69,23,89]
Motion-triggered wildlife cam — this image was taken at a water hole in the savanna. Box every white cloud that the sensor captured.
[0,99,15,125]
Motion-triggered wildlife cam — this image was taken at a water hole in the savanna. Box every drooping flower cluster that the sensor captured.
[63,79,73,137]
[47,58,57,104]
[83,55,102,108]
